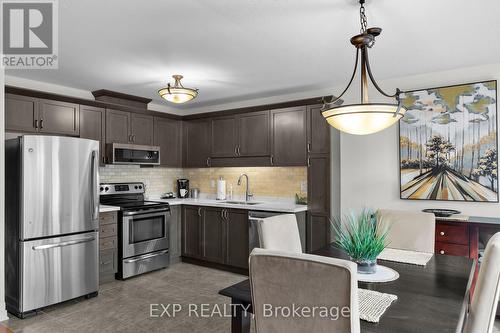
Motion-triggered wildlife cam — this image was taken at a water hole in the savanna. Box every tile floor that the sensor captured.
[1,263,247,333]
[1,262,499,333]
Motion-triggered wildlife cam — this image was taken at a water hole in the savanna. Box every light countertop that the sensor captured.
[99,205,120,213]
[149,197,308,213]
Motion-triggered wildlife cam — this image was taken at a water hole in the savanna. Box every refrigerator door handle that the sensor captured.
[32,236,96,251]
[91,150,99,221]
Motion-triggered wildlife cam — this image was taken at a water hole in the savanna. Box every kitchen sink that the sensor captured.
[224,201,262,205]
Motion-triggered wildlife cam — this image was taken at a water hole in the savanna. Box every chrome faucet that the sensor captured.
[237,173,253,202]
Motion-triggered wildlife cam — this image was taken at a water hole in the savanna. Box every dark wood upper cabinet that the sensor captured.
[202,207,225,263]
[130,113,153,145]
[154,117,182,167]
[182,206,202,258]
[38,99,80,136]
[80,105,106,165]
[211,116,238,158]
[307,105,330,155]
[225,209,249,269]
[184,119,210,168]
[105,109,130,144]
[5,94,39,133]
[271,106,307,166]
[238,110,270,157]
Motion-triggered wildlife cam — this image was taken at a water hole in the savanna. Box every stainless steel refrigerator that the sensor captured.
[5,135,99,318]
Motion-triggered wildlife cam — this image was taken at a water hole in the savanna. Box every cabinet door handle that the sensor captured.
[206,157,211,167]
[39,119,44,129]
[224,209,228,220]
[440,250,445,255]
[133,135,136,142]
[440,231,445,236]
[234,146,238,157]
[270,155,274,166]
[34,119,38,129]
[307,157,311,167]
[237,145,241,156]
[221,209,225,220]
[102,156,105,164]
[198,207,202,217]
[307,143,311,153]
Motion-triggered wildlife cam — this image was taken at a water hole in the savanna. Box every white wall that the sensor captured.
[0,67,8,320]
[340,63,500,217]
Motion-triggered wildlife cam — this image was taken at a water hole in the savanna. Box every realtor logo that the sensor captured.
[1,0,58,68]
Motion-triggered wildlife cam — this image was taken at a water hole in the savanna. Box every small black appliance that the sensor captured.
[177,179,189,198]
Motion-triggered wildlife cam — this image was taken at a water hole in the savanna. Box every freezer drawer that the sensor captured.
[20,231,98,312]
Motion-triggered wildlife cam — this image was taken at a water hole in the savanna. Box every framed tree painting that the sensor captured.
[400,80,498,202]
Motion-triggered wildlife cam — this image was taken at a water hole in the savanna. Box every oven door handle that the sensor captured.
[123,250,169,263]
[123,208,169,216]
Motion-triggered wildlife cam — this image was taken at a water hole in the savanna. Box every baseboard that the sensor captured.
[181,256,248,276]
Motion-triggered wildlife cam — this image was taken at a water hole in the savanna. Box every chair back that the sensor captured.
[249,248,360,333]
[257,214,302,253]
[464,232,500,333]
[377,209,435,253]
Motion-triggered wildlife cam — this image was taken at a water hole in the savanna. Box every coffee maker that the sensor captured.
[177,179,189,198]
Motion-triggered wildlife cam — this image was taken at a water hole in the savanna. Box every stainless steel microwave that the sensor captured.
[106,143,160,165]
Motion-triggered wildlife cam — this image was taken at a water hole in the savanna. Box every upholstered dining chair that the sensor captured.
[257,214,303,253]
[463,232,500,333]
[249,248,360,333]
[377,209,435,253]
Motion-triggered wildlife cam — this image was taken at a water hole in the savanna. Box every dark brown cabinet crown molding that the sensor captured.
[92,89,152,109]
[5,86,182,120]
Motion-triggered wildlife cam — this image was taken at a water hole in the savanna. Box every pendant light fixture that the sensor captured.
[158,75,198,104]
[321,0,406,135]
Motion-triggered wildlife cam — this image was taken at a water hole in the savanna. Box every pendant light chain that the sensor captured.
[359,1,367,34]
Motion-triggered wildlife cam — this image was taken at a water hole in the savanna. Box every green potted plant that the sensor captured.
[331,209,389,274]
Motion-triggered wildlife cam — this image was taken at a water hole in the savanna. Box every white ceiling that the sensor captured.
[6,0,500,114]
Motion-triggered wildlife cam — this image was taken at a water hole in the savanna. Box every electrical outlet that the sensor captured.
[300,181,307,192]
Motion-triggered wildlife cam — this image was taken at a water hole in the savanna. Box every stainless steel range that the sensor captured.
[99,182,170,279]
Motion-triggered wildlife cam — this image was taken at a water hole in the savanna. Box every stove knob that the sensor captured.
[100,187,104,192]
[105,186,109,192]
[134,185,138,190]
[139,185,143,189]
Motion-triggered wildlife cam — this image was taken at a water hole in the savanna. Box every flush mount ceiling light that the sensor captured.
[321,0,406,135]
[158,75,198,104]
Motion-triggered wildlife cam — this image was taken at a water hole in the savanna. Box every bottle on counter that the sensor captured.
[217,176,226,200]
[227,184,233,200]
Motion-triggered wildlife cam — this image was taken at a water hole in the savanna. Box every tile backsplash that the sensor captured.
[99,165,307,199]
[99,165,183,197]
[184,167,307,199]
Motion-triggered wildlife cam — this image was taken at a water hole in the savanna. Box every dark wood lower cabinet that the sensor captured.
[306,213,331,253]
[202,207,225,263]
[99,211,118,284]
[169,206,182,263]
[225,209,249,269]
[182,206,202,258]
[182,206,250,271]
